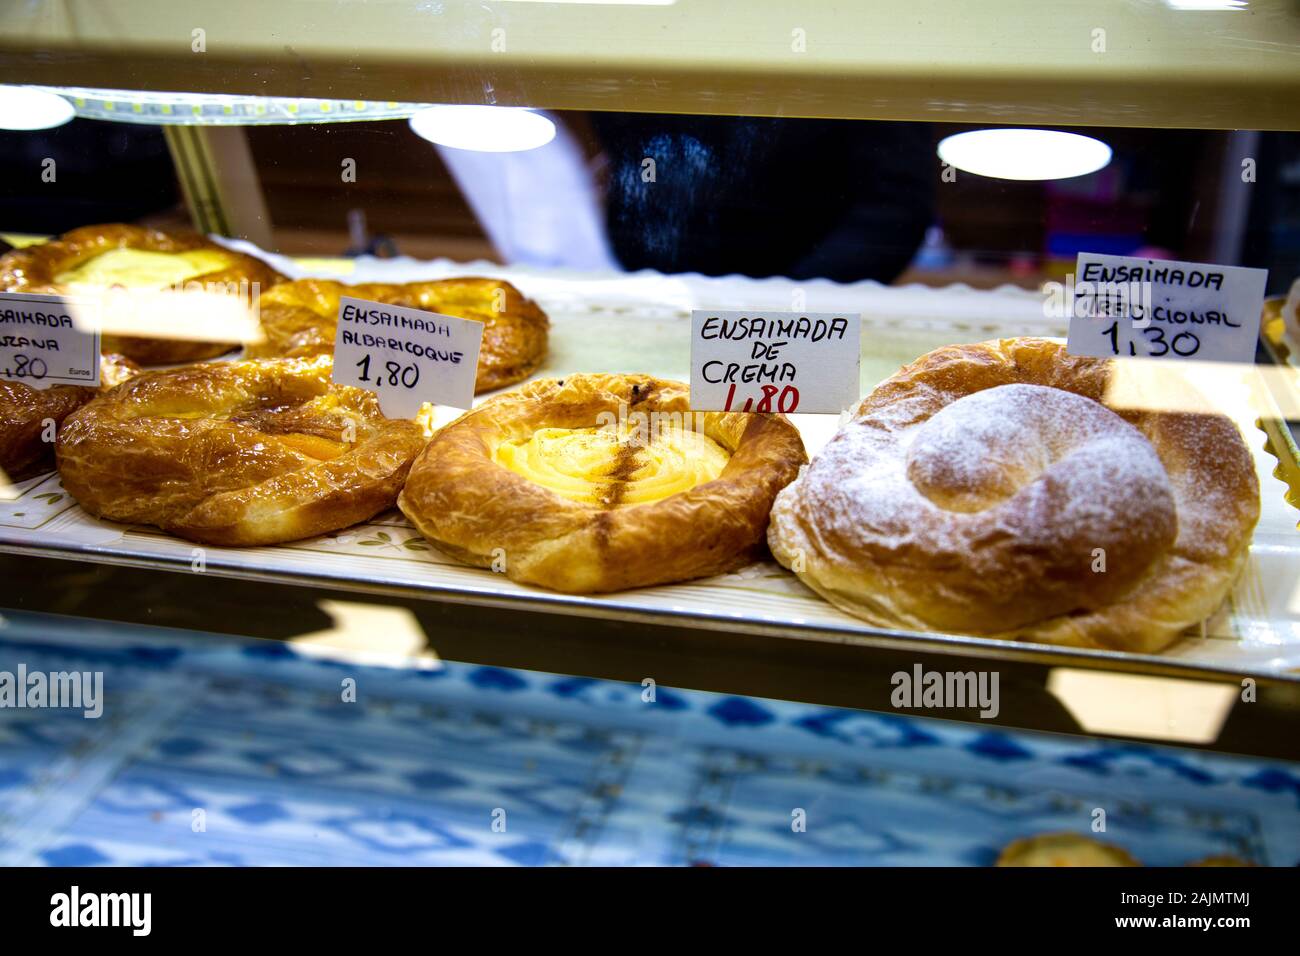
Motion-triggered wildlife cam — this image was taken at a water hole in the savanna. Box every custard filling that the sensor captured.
[275,433,349,460]
[55,248,233,288]
[493,422,729,507]
[158,394,354,460]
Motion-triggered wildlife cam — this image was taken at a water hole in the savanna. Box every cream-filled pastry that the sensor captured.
[0,223,284,364]
[492,422,730,508]
[247,277,549,393]
[399,374,807,593]
[56,356,424,546]
[53,247,236,289]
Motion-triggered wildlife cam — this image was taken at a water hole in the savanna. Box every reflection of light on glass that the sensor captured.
[293,600,441,669]
[1287,578,1300,617]
[0,467,17,502]
[1166,1,1248,10]
[1047,669,1235,744]
[937,129,1112,181]
[1101,355,1300,420]
[67,285,265,344]
[0,85,75,130]
[409,106,556,153]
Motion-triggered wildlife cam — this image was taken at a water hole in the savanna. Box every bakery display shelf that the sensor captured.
[3,1,1299,131]
[2,253,1299,687]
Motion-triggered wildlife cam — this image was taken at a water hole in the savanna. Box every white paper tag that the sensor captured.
[331,296,484,418]
[1066,253,1268,364]
[690,310,860,414]
[0,292,100,389]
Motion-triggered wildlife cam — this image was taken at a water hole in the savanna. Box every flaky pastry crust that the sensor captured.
[0,223,285,364]
[398,373,808,593]
[246,277,549,393]
[56,356,425,546]
[768,338,1260,654]
[0,353,139,482]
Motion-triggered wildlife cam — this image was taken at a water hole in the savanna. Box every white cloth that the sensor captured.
[435,113,619,272]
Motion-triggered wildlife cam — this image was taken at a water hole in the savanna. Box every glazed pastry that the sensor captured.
[398,373,807,592]
[0,353,138,481]
[768,338,1260,653]
[0,224,285,364]
[248,277,549,393]
[997,833,1140,867]
[56,356,425,546]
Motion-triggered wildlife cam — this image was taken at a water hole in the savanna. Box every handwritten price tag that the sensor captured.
[0,292,100,389]
[1066,253,1268,364]
[690,310,860,414]
[332,296,484,418]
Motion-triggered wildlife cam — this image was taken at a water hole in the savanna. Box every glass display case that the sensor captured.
[0,0,1297,882]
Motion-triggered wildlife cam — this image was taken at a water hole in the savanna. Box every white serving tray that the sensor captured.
[2,253,1297,680]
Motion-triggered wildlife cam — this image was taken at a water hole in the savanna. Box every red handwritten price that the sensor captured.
[723,383,799,413]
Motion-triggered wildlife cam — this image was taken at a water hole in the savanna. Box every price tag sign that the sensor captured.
[0,292,100,389]
[1066,253,1268,364]
[332,296,484,418]
[690,310,860,414]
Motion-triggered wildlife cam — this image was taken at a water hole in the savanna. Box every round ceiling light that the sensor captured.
[0,85,76,131]
[937,128,1113,181]
[409,105,556,152]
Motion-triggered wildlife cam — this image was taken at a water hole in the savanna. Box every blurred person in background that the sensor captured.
[591,114,935,283]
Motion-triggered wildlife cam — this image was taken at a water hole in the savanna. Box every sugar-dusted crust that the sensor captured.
[56,356,425,546]
[398,373,808,593]
[0,353,138,481]
[247,277,549,393]
[0,223,285,364]
[768,338,1260,654]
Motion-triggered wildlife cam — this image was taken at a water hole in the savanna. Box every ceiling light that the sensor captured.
[1165,1,1248,10]
[0,85,75,130]
[937,128,1113,181]
[408,106,556,153]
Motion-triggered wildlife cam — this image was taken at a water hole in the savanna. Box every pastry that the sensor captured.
[768,337,1259,653]
[996,833,1140,867]
[247,277,549,393]
[1283,277,1300,344]
[56,355,425,546]
[0,223,285,364]
[0,353,138,482]
[398,373,807,592]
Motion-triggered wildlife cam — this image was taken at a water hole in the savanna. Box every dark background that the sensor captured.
[2,115,1297,294]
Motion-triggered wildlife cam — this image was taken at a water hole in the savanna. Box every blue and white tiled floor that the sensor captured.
[0,612,1297,866]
